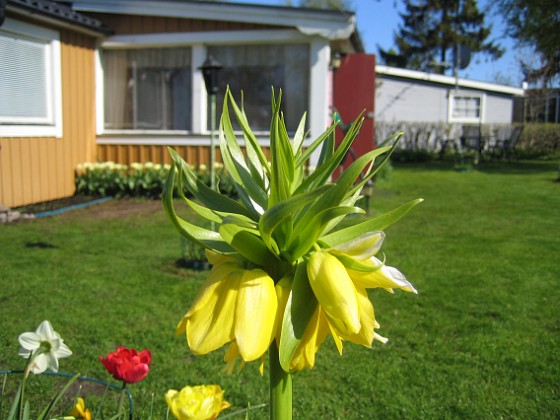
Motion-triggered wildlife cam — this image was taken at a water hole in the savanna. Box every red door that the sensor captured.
[333,53,376,174]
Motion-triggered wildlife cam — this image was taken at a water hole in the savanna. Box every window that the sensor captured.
[449,91,485,124]
[208,44,309,132]
[0,19,62,137]
[102,48,192,131]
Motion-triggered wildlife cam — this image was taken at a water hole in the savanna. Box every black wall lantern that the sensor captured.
[198,55,223,95]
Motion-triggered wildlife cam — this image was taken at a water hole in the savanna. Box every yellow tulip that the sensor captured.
[165,385,230,420]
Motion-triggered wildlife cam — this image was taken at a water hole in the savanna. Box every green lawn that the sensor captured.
[1,160,558,419]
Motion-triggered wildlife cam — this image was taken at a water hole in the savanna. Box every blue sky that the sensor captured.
[237,0,524,87]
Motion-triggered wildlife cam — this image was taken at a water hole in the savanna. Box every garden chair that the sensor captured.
[490,125,524,160]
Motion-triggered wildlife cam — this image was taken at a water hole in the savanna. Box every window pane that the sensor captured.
[208,44,309,131]
[103,48,192,130]
[453,95,480,119]
[0,32,50,123]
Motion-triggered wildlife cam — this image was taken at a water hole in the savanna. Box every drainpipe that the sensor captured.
[0,0,7,27]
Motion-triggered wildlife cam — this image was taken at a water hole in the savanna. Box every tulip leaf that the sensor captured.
[320,198,424,247]
[259,185,334,252]
[279,260,317,372]
[219,219,279,266]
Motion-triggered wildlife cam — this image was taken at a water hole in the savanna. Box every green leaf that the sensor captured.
[334,253,384,272]
[291,112,308,155]
[259,185,334,252]
[37,373,80,420]
[296,123,336,168]
[219,126,268,214]
[320,198,424,247]
[219,217,279,266]
[296,115,364,194]
[269,91,295,206]
[226,89,270,177]
[168,148,253,219]
[162,160,234,253]
[288,206,365,261]
[293,146,392,232]
[279,260,317,372]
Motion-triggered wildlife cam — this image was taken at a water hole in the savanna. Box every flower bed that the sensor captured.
[75,162,235,199]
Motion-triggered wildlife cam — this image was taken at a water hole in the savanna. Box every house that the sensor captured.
[0,0,368,208]
[0,0,110,208]
[374,65,525,150]
[376,65,524,124]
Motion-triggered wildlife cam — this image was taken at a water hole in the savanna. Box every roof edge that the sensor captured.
[72,0,356,41]
[376,65,525,96]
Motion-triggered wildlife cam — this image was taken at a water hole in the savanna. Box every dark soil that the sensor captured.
[13,196,163,220]
[14,195,103,214]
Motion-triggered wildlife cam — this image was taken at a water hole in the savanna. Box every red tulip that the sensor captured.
[99,346,151,384]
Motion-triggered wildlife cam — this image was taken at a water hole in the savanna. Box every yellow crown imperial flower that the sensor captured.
[176,253,277,370]
[163,88,422,377]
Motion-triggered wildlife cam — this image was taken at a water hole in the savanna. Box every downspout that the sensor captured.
[0,0,7,27]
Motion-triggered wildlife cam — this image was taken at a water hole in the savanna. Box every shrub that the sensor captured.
[518,123,560,156]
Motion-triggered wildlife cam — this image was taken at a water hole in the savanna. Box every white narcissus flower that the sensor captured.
[18,320,72,374]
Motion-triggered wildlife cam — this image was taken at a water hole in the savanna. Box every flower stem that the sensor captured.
[117,381,127,419]
[269,342,292,420]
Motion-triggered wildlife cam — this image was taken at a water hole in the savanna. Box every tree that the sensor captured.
[379,0,503,74]
[496,0,560,88]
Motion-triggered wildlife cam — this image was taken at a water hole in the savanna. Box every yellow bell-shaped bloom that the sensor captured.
[287,245,415,370]
[177,255,277,368]
[348,256,417,294]
[165,385,230,420]
[307,250,361,336]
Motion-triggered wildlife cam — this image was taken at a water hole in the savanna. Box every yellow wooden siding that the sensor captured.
[96,144,271,168]
[0,29,97,208]
[86,13,281,34]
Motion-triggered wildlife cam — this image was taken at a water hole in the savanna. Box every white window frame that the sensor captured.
[0,19,63,138]
[95,30,330,146]
[448,90,486,124]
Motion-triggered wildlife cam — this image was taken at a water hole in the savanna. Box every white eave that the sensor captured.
[376,65,525,96]
[71,0,356,40]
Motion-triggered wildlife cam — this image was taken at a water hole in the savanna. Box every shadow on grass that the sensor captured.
[393,159,559,176]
